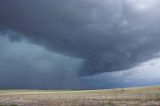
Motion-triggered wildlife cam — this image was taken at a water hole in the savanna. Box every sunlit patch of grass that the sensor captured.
[10,105,17,106]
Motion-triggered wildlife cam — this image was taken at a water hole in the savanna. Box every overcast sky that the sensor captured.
[0,0,160,89]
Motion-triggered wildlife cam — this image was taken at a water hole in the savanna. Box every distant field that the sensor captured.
[0,86,160,106]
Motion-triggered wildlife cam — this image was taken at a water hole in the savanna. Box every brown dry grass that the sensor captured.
[0,86,160,106]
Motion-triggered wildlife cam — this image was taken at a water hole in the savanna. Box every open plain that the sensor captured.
[0,86,160,106]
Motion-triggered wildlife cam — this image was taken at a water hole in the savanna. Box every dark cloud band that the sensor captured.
[0,0,160,76]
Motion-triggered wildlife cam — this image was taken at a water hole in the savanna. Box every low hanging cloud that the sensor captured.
[0,35,87,89]
[85,57,160,88]
[0,0,160,76]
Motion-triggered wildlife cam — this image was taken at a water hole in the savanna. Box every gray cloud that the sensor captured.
[0,0,160,76]
[0,35,88,89]
[84,57,160,88]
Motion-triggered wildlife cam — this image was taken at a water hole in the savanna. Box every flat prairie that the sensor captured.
[0,86,160,106]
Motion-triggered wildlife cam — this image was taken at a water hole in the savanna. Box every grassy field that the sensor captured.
[0,86,160,106]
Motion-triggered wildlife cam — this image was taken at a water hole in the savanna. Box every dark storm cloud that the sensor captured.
[0,35,88,89]
[84,57,160,88]
[0,0,160,76]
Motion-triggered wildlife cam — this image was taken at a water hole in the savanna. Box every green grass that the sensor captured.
[10,105,17,106]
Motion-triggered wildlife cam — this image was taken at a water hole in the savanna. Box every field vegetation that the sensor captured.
[0,86,160,106]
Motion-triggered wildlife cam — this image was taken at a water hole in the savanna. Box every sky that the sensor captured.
[0,0,160,89]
